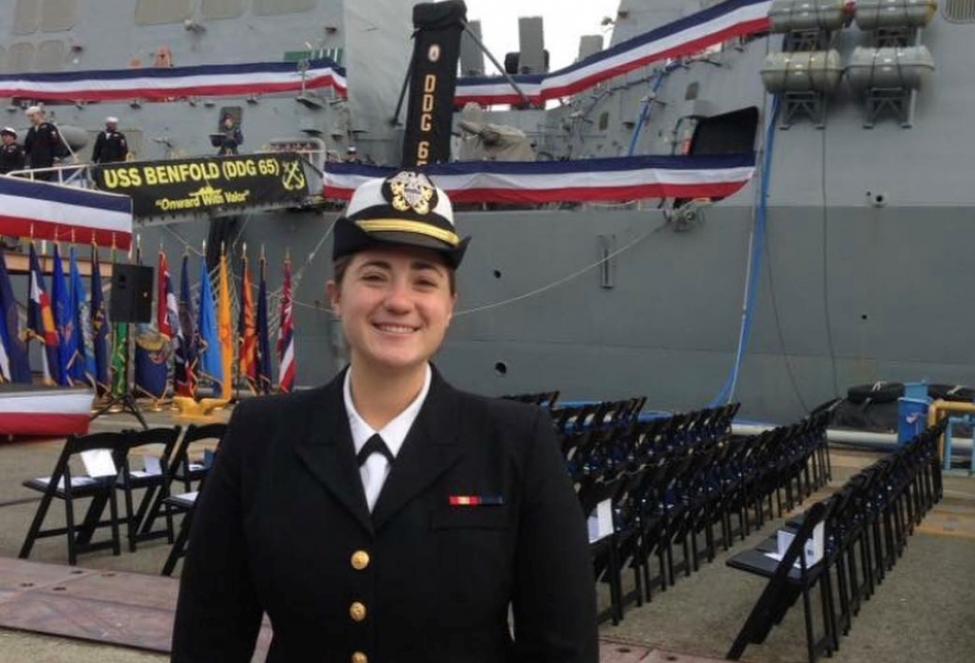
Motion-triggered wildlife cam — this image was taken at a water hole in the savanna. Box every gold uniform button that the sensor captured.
[349,601,367,622]
[351,550,370,571]
[352,652,368,663]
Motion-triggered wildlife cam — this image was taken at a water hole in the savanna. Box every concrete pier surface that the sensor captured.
[0,412,972,663]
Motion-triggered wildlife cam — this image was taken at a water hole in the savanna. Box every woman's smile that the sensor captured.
[372,321,421,335]
[328,245,456,373]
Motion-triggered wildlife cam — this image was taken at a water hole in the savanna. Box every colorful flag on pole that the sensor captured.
[157,249,180,397]
[51,244,75,386]
[238,251,257,394]
[158,250,175,339]
[134,325,169,400]
[133,248,169,400]
[218,249,234,400]
[90,245,109,393]
[256,254,272,395]
[27,243,60,385]
[0,317,9,383]
[68,247,92,386]
[0,246,31,383]
[174,254,197,398]
[110,320,129,398]
[197,257,223,396]
[277,255,296,393]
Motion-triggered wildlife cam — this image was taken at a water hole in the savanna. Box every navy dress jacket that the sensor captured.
[171,367,598,662]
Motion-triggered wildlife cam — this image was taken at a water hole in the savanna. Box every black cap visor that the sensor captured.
[334,217,468,268]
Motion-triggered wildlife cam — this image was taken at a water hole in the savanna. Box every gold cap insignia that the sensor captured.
[384,171,437,215]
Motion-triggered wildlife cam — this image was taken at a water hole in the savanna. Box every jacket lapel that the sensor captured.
[371,368,465,531]
[294,370,374,536]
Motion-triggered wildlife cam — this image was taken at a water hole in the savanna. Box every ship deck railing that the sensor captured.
[7,163,93,188]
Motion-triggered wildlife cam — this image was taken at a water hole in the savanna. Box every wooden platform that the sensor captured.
[0,557,271,661]
[0,557,725,662]
[599,636,730,662]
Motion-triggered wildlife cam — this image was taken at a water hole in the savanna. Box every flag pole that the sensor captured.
[220,240,235,404]
[91,237,106,398]
[259,244,268,395]
[109,233,123,410]
[23,237,34,384]
[235,242,245,403]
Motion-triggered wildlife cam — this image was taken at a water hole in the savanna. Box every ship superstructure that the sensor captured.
[1,0,972,423]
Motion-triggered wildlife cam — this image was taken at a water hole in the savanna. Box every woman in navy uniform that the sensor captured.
[172,171,598,662]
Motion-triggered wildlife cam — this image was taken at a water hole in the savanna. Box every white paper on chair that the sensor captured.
[80,449,117,478]
[587,498,615,543]
[143,455,162,476]
[764,522,825,568]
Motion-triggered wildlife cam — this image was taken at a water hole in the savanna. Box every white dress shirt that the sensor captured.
[343,364,432,512]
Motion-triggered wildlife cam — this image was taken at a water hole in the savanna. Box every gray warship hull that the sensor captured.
[142,197,972,425]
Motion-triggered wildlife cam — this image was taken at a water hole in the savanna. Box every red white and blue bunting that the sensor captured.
[455,0,771,107]
[323,154,756,205]
[0,2,767,107]
[0,176,133,249]
[0,59,346,103]
[0,387,93,437]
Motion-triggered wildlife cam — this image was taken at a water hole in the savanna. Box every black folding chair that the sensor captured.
[116,426,182,551]
[19,431,128,565]
[160,424,227,576]
[170,423,227,492]
[729,421,945,663]
[579,469,626,625]
[727,501,835,663]
[160,489,201,577]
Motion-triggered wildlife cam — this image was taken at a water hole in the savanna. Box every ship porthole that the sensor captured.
[492,269,502,279]
[494,361,508,376]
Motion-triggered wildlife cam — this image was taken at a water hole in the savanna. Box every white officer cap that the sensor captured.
[25,105,43,116]
[334,170,469,268]
[0,127,17,137]
[106,116,119,123]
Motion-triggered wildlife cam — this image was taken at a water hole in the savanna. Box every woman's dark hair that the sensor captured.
[333,254,456,295]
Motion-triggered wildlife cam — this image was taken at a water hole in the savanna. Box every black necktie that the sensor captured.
[357,433,395,467]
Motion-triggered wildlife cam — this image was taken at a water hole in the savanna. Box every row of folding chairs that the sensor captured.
[500,391,560,407]
[570,405,832,625]
[726,420,945,663]
[19,424,226,569]
[550,397,647,436]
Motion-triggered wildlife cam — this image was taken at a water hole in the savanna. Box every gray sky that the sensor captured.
[461,0,621,73]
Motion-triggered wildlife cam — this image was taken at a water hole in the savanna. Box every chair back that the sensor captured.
[121,426,183,478]
[55,431,129,489]
[171,423,227,465]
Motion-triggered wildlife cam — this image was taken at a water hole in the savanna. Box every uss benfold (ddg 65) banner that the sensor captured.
[93,154,309,219]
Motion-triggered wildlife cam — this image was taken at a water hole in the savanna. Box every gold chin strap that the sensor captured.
[355,219,460,247]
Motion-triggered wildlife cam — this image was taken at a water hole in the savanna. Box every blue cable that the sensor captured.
[712,95,781,406]
[626,64,676,156]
